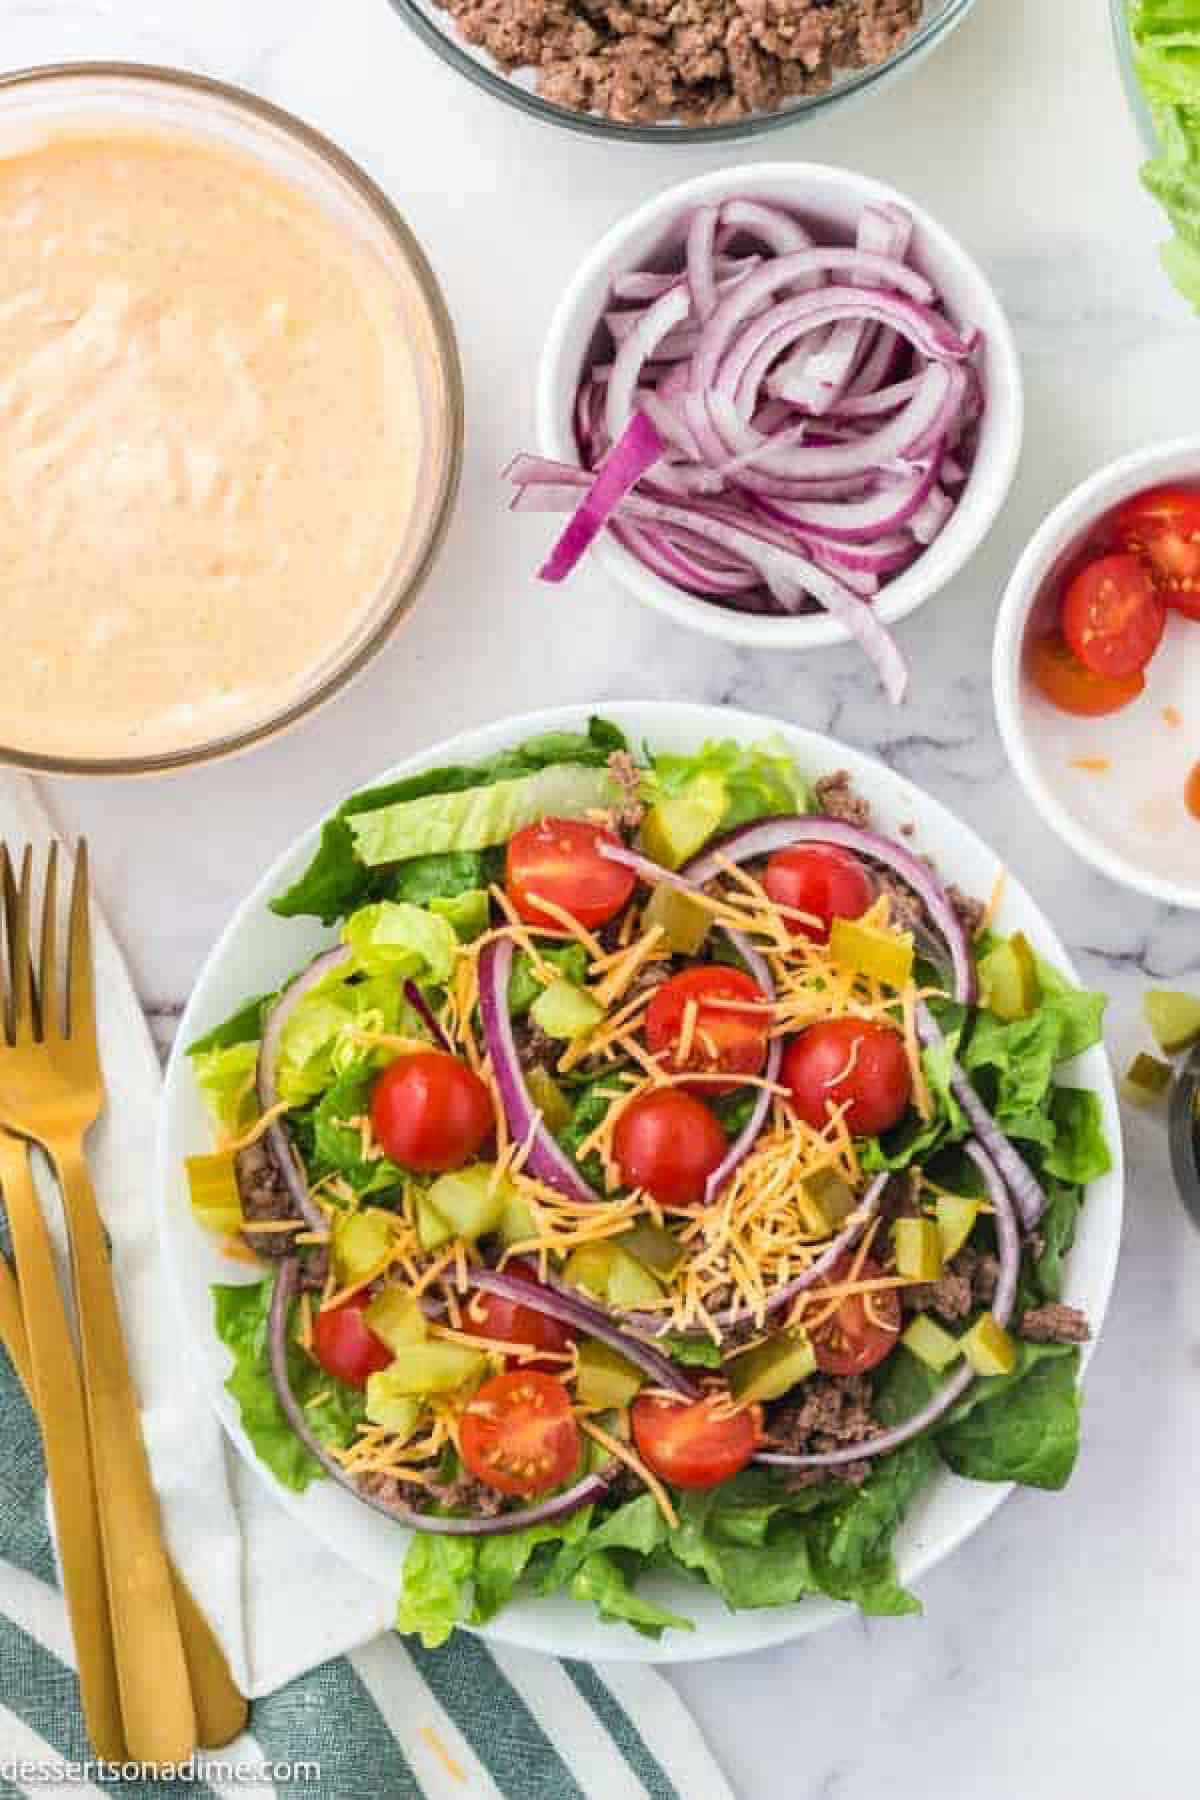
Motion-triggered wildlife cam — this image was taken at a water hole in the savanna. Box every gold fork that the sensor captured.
[0,842,199,1763]
[0,1172,247,1752]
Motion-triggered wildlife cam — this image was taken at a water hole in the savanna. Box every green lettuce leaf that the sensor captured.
[1128,0,1200,308]
[213,1278,363,1493]
[273,719,626,924]
[349,763,621,868]
[644,736,808,832]
[429,889,490,941]
[191,1040,260,1134]
[936,1349,1082,1490]
[341,900,458,983]
[397,1535,477,1649]
[187,994,274,1056]
[568,1552,694,1637]
[309,1065,405,1195]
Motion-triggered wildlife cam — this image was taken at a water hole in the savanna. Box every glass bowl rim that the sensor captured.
[385,0,979,145]
[0,60,465,778]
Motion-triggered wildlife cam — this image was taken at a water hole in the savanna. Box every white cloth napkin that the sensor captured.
[9,775,732,1800]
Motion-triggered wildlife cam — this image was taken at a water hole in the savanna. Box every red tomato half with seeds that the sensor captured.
[1060,553,1165,678]
[781,1017,911,1138]
[810,1254,901,1377]
[468,1259,574,1370]
[1116,485,1200,617]
[459,1370,580,1497]
[631,1393,764,1490]
[763,844,874,943]
[506,818,636,930]
[645,965,770,1095]
[612,1088,728,1208]
[312,1293,393,1391]
[370,1050,492,1173]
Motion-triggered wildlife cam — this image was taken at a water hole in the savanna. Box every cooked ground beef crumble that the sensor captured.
[435,0,922,126]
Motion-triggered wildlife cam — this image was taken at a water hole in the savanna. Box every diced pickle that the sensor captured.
[892,1216,943,1281]
[416,1192,453,1253]
[641,772,728,870]
[333,1208,396,1284]
[829,916,915,989]
[900,1313,962,1372]
[979,933,1041,1022]
[185,1150,243,1236]
[427,1164,508,1242]
[364,1374,422,1439]
[613,1221,683,1278]
[605,1247,665,1309]
[364,1287,428,1353]
[959,1313,1017,1377]
[563,1242,663,1308]
[1145,988,1200,1055]
[380,1342,488,1395]
[526,1066,572,1134]
[497,1189,539,1249]
[797,1168,857,1235]
[643,883,711,956]
[576,1339,645,1409]
[728,1330,816,1403]
[935,1194,980,1263]
[1122,1051,1174,1107]
[530,978,605,1041]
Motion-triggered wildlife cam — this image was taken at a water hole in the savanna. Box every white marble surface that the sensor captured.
[6,0,1200,1793]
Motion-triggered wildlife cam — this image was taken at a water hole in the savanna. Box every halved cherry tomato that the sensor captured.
[1061,553,1165,678]
[631,1393,764,1490]
[763,844,874,943]
[612,1088,727,1208]
[809,1254,901,1376]
[1116,485,1200,616]
[467,1259,574,1370]
[506,818,636,930]
[781,1017,911,1137]
[644,966,769,1095]
[1027,633,1145,717]
[370,1050,492,1173]
[312,1293,393,1390]
[459,1370,579,1497]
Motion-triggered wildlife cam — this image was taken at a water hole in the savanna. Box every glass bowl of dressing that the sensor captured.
[0,64,463,775]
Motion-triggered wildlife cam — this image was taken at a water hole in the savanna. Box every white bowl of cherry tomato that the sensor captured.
[994,438,1200,909]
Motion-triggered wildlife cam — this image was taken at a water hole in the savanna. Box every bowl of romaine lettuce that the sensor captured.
[1114,0,1200,307]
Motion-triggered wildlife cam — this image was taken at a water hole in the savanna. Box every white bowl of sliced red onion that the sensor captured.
[521,164,1023,703]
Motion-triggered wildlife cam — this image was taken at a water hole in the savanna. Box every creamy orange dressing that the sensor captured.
[0,127,427,760]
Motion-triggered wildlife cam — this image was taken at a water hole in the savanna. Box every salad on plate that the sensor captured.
[186,717,1111,1646]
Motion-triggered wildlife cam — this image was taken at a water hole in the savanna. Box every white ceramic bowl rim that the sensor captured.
[993,434,1200,910]
[155,701,1123,1663]
[536,162,1025,653]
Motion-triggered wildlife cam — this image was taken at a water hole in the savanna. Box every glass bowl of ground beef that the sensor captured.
[385,0,978,140]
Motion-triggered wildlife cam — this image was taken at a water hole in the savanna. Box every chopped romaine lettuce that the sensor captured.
[643,735,808,834]
[190,1039,260,1134]
[341,900,458,982]
[1127,0,1200,308]
[349,763,620,868]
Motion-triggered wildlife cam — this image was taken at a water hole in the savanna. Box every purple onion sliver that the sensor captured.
[470,1268,698,1398]
[403,979,453,1054]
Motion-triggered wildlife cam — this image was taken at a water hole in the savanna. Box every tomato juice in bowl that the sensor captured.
[994,440,1200,908]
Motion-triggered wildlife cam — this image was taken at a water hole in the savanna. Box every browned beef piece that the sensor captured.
[299,1247,331,1293]
[903,1246,1004,1321]
[235,1139,299,1261]
[946,882,987,939]
[511,1013,559,1075]
[355,1469,508,1518]
[875,870,926,932]
[607,749,646,832]
[812,769,871,828]
[1019,1303,1090,1345]
[768,1373,879,1490]
[436,0,920,126]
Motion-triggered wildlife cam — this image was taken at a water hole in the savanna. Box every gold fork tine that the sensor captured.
[0,846,35,1046]
[39,842,59,1046]
[66,840,95,1062]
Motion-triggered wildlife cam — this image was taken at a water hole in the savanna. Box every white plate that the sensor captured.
[155,701,1124,1663]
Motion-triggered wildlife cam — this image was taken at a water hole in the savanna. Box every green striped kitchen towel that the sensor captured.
[0,782,734,1800]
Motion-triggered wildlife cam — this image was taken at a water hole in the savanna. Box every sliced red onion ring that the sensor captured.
[477,936,601,1204]
[267,1260,610,1535]
[916,999,1046,1228]
[678,818,976,1007]
[540,412,664,583]
[257,946,354,1234]
[702,924,782,1208]
[757,1131,1022,1470]
[605,287,690,442]
[469,1268,699,1398]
